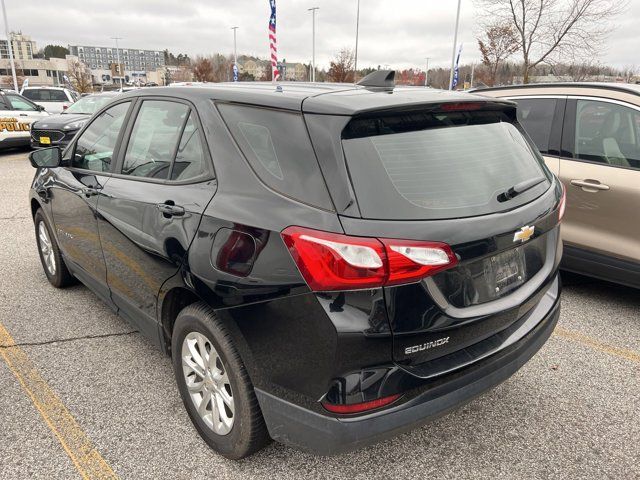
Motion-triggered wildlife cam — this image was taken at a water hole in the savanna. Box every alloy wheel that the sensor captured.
[181,332,235,435]
[38,221,56,276]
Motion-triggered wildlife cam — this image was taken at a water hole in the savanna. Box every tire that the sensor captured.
[34,209,76,288]
[171,302,271,459]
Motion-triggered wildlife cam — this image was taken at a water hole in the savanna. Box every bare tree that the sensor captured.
[478,23,519,86]
[66,60,93,93]
[328,48,355,83]
[475,0,627,83]
[193,57,215,82]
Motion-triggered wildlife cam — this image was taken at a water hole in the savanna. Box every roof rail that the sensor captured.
[357,70,395,89]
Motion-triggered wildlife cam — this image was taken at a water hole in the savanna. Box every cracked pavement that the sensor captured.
[0,150,639,479]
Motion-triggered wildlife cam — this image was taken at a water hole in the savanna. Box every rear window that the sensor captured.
[217,103,333,210]
[341,108,550,220]
[22,89,68,102]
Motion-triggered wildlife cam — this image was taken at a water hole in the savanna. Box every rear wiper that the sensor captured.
[497,176,546,202]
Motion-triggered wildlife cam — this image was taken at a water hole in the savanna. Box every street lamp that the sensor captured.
[111,36,123,89]
[231,26,239,82]
[424,57,430,87]
[308,7,319,82]
[448,0,462,90]
[354,0,360,81]
[1,0,18,92]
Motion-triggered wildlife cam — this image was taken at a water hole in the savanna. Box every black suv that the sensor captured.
[28,73,564,459]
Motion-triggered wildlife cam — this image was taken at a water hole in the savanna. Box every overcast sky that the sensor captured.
[5,0,639,70]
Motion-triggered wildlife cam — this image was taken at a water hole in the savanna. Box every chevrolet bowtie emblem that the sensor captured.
[513,225,535,243]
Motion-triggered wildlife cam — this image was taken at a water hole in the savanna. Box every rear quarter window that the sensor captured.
[217,103,333,210]
[341,108,550,220]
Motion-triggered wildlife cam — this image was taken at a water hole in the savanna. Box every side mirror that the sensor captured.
[37,105,45,111]
[29,147,61,168]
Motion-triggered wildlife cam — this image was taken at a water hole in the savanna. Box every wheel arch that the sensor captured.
[160,286,202,355]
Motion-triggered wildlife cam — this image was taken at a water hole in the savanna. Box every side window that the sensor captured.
[216,103,333,210]
[6,94,38,111]
[121,100,189,180]
[72,102,131,172]
[513,98,557,154]
[573,100,640,170]
[171,112,207,181]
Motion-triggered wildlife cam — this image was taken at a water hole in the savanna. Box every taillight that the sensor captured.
[281,227,387,291]
[382,239,457,286]
[322,393,402,414]
[558,183,567,222]
[281,226,457,291]
[440,101,484,112]
[62,104,68,110]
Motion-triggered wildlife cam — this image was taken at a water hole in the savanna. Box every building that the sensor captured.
[0,55,85,88]
[278,62,308,81]
[68,44,165,83]
[0,32,36,61]
[241,59,267,80]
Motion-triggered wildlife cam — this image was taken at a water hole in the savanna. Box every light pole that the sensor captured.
[354,0,360,81]
[424,57,430,87]
[308,7,319,82]
[231,26,239,82]
[1,0,18,92]
[111,36,123,89]
[448,0,462,90]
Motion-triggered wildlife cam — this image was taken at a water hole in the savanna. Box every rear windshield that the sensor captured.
[341,108,550,220]
[22,89,68,102]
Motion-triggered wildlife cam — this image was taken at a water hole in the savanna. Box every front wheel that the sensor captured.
[171,302,271,459]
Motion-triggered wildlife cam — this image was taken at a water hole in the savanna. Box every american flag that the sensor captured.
[269,0,280,81]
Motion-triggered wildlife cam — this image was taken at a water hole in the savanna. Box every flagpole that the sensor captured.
[354,0,360,81]
[448,0,462,90]
[1,0,18,92]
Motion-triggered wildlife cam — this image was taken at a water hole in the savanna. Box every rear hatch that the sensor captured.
[313,99,563,375]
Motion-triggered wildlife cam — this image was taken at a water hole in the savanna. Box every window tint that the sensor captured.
[171,112,207,181]
[341,110,549,220]
[72,102,130,172]
[513,98,557,154]
[122,100,189,179]
[22,89,69,102]
[217,104,333,210]
[6,94,37,111]
[573,100,640,170]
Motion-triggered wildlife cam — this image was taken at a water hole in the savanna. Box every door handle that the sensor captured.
[570,179,610,192]
[19,113,28,117]
[81,186,101,197]
[157,203,185,217]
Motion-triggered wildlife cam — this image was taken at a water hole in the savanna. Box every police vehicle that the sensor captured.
[0,89,49,149]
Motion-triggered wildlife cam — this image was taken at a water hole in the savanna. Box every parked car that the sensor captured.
[31,92,119,149]
[478,83,640,288]
[27,73,564,459]
[21,86,78,114]
[0,89,49,149]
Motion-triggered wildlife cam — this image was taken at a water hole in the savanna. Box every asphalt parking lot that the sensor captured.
[0,149,638,480]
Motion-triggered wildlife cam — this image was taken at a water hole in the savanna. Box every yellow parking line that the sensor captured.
[554,327,640,363]
[0,322,118,480]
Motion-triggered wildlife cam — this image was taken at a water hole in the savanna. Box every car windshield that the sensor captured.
[64,96,113,115]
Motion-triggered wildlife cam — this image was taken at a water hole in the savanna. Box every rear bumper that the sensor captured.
[256,279,560,455]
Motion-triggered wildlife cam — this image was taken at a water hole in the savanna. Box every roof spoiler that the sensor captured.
[357,70,395,89]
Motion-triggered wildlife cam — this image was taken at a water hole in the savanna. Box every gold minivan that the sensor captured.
[479,83,640,288]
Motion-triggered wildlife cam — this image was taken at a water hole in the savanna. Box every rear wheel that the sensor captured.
[34,209,75,288]
[171,302,271,459]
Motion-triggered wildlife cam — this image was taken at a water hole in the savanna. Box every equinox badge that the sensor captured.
[513,225,535,243]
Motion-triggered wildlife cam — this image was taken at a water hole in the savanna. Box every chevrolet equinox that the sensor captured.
[28,71,564,459]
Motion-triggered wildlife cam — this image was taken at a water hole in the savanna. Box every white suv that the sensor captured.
[21,87,77,114]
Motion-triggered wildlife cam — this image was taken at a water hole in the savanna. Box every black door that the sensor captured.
[49,100,132,304]
[97,98,216,342]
